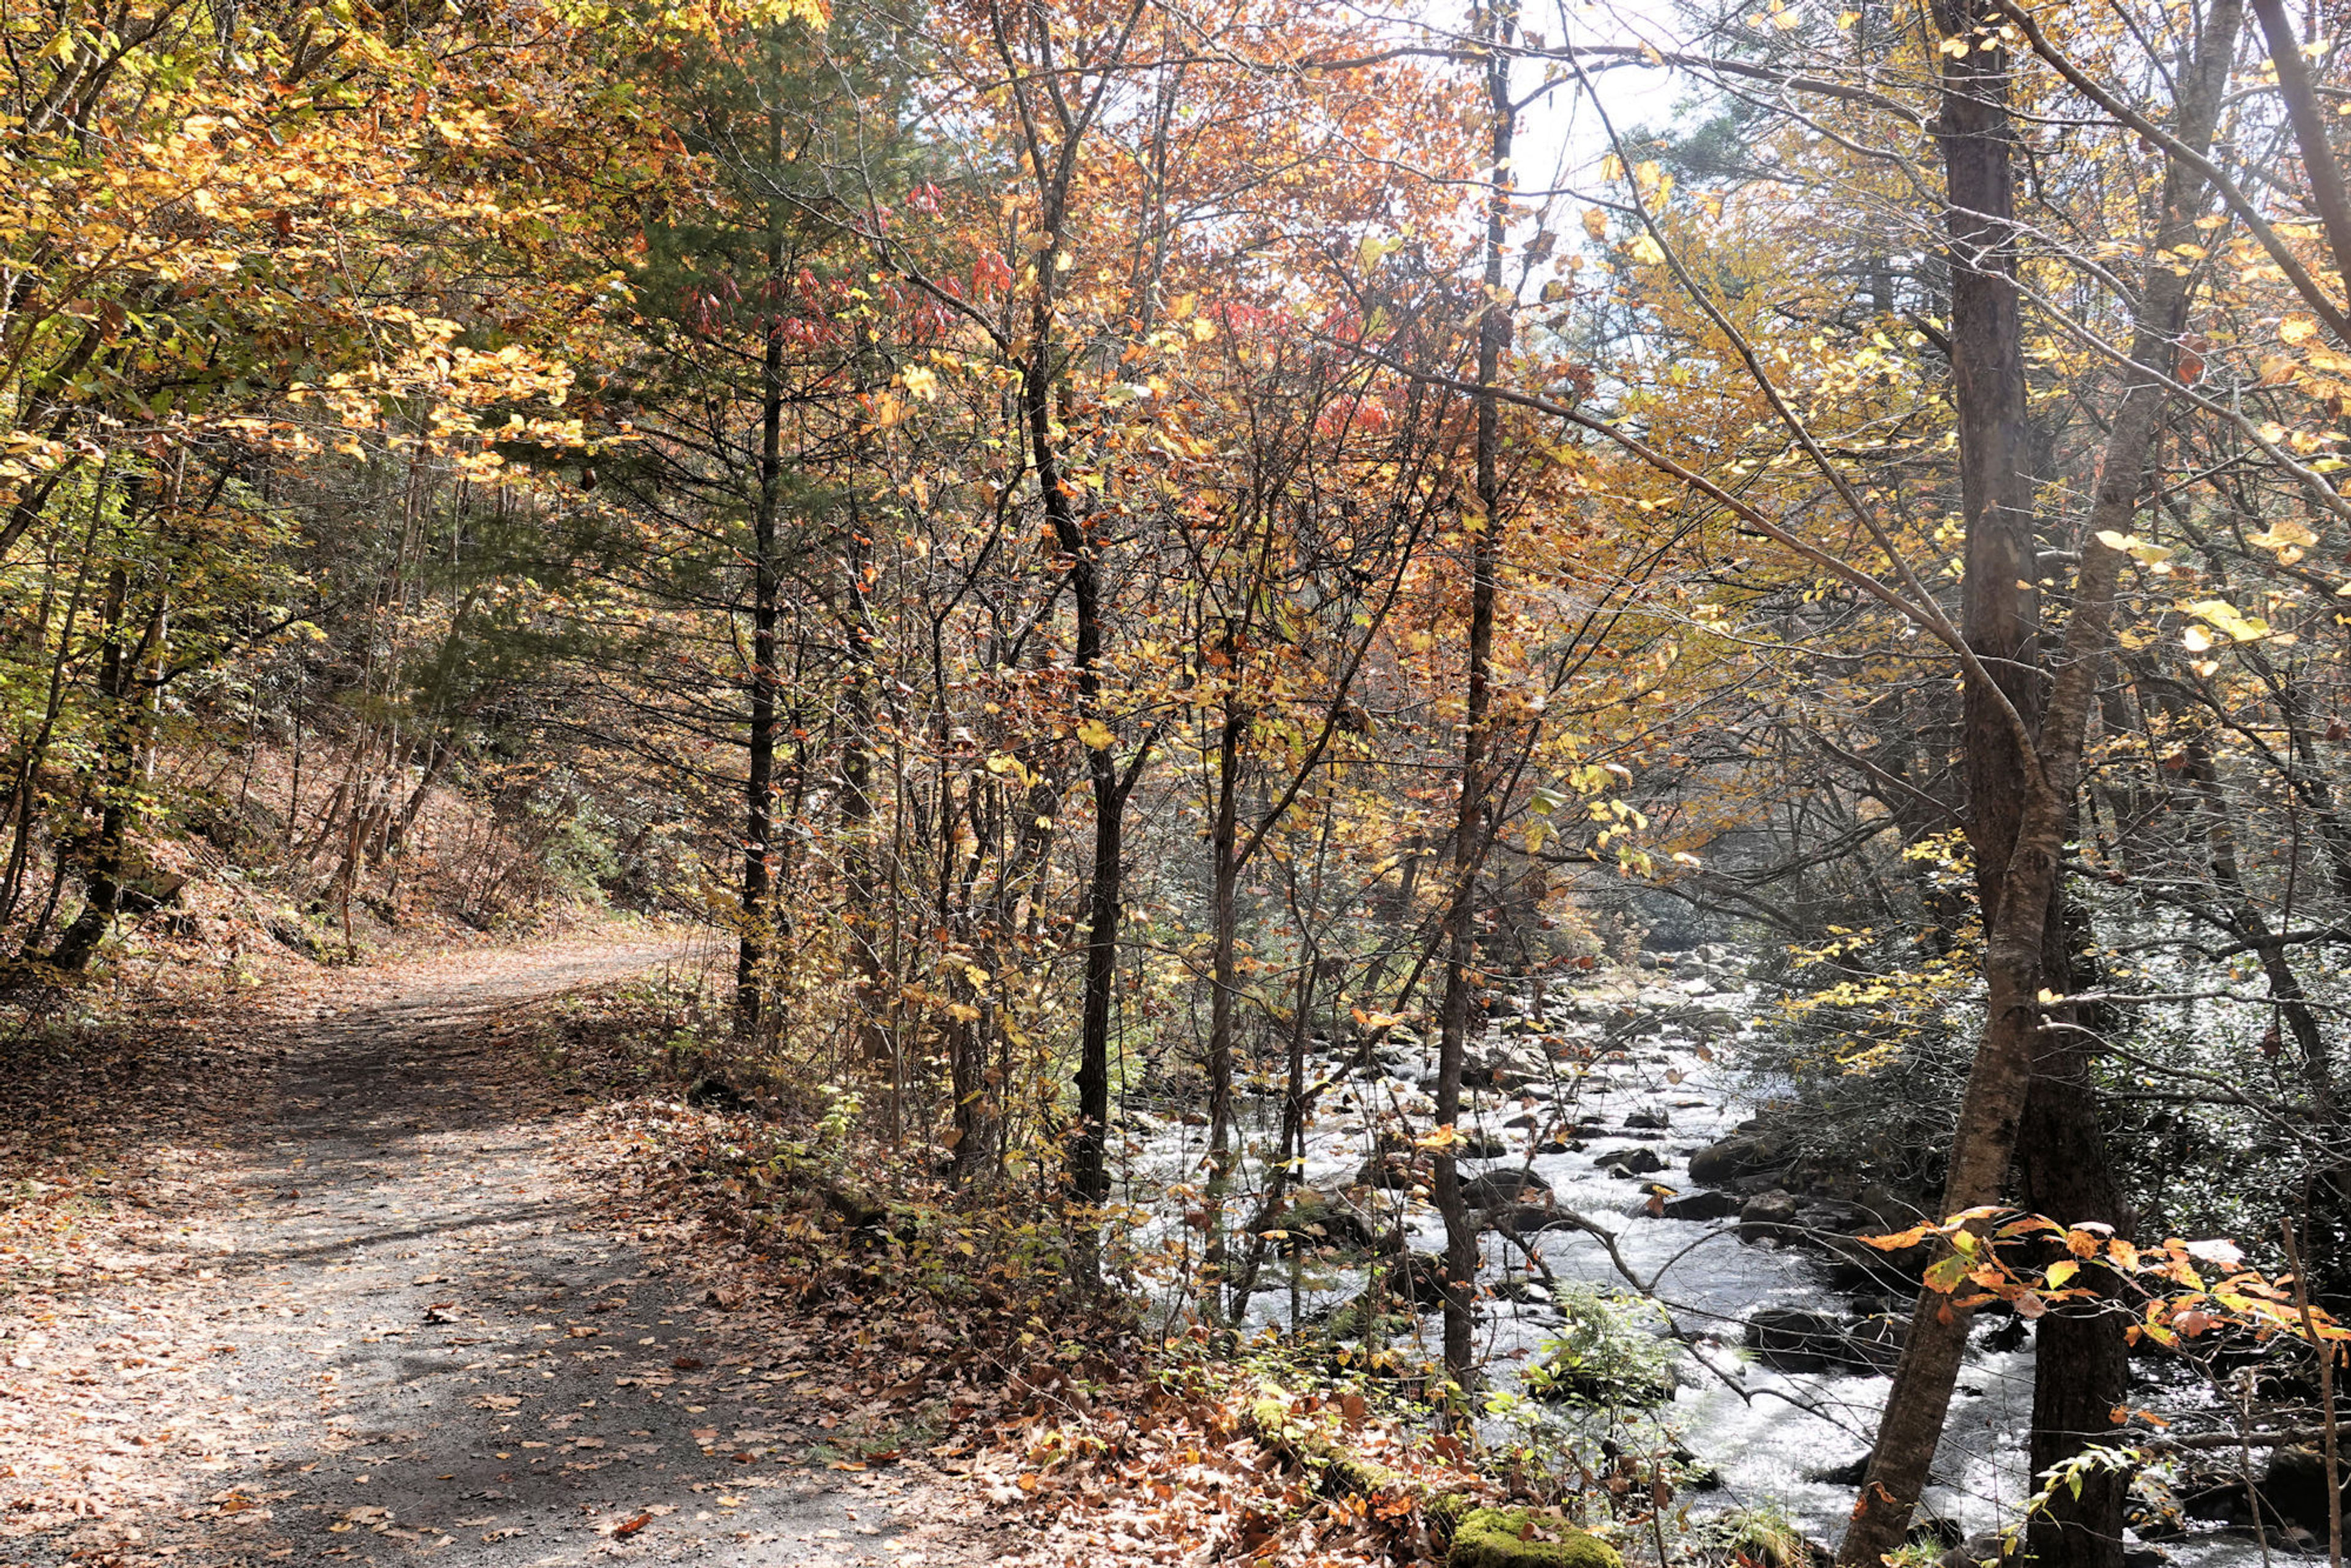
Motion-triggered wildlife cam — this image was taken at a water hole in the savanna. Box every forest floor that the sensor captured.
[0,931,999,1568]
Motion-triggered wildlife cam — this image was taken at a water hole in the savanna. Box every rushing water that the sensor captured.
[1114,959,2262,1562]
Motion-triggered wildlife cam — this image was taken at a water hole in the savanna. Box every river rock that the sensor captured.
[1465,1168,1553,1207]
[1525,1350,1676,1408]
[1810,1455,1873,1487]
[1272,1190,1393,1255]
[1384,1250,1452,1308]
[1690,1127,1790,1185]
[1744,1307,1903,1373]
[1487,1203,1580,1236]
[2256,1447,2349,1534]
[1355,1152,1423,1191]
[1596,1146,1666,1177]
[1980,1315,2030,1353]
[1466,1043,1549,1090]
[1935,1533,2009,1568]
[1659,1189,1742,1222]
[1624,1107,1671,1130]
[1738,1188,1801,1242]
[1744,1308,1847,1369]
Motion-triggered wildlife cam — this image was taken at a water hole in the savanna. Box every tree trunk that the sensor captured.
[735,129,788,1037]
[1032,328,1126,1215]
[1201,682,1244,1313]
[1433,0,1515,1391]
[2019,901,2131,1568]
[1837,1,2240,1556]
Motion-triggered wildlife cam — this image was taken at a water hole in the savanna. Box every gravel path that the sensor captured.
[4,939,980,1568]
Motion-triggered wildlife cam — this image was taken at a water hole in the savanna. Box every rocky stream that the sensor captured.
[1117,952,2284,1566]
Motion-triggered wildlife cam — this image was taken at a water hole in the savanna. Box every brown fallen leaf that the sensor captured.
[609,1511,653,1539]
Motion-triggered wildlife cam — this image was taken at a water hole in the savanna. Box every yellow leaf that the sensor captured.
[1581,208,1609,242]
[2245,517,2318,550]
[1628,233,1667,264]
[2281,313,2320,345]
[1076,718,1115,749]
[2187,598,2271,642]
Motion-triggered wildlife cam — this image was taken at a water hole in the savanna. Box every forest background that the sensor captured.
[1,0,2347,1559]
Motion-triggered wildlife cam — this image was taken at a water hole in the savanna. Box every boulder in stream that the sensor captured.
[1738,1188,1801,1242]
[1485,1202,1580,1236]
[1689,1125,1790,1185]
[1657,1189,1742,1222]
[2254,1447,2349,1534]
[1595,1146,1666,1177]
[1744,1307,1904,1373]
[1270,1190,1397,1256]
[1355,1151,1425,1191]
[1465,1168,1553,1207]
[1466,1043,1549,1090]
[1384,1250,1453,1308]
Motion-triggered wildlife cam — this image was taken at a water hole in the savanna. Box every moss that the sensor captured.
[1243,1386,1408,1497]
[1448,1507,1622,1568]
[1694,1507,1828,1568]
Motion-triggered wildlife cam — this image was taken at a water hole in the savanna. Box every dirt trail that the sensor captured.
[1,938,981,1568]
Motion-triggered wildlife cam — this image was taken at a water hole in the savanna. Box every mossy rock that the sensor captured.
[1522,1352,1674,1407]
[1448,1507,1622,1568]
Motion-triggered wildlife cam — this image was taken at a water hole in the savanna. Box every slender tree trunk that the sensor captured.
[1030,328,1126,1214]
[49,566,137,973]
[1839,2,2240,1556]
[1201,682,1243,1313]
[735,134,787,1037]
[842,495,890,1091]
[1433,0,1515,1392]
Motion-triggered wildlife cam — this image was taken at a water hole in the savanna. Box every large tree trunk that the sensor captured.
[1836,2,2241,1558]
[2019,901,2131,1568]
